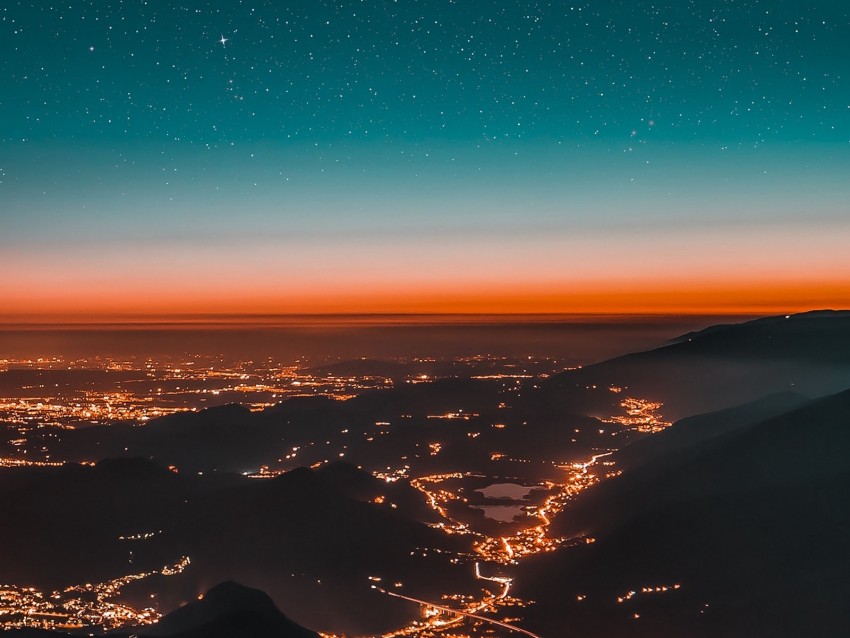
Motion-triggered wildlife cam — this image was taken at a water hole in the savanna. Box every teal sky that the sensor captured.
[1,1,849,316]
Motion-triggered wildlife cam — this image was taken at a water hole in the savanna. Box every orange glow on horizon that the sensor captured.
[3,220,849,323]
[2,275,848,324]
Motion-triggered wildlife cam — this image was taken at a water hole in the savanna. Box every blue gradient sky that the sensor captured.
[2,1,849,317]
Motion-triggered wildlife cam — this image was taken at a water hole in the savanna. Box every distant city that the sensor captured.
[2,312,849,636]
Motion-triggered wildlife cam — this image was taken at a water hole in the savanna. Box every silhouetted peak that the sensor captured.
[784,309,850,319]
[273,466,314,483]
[673,309,850,344]
[201,580,278,613]
[145,581,318,637]
[266,466,331,495]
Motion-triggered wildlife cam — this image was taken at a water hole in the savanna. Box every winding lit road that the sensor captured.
[374,586,544,638]
[377,450,620,637]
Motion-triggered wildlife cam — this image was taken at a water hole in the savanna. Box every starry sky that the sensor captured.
[2,0,849,319]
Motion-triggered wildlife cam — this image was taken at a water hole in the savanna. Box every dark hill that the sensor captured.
[542,310,850,419]
[518,386,850,638]
[612,391,810,472]
[142,581,318,638]
[313,461,441,523]
[666,310,850,360]
[0,459,473,636]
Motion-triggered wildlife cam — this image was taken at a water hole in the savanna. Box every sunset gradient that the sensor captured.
[2,2,849,320]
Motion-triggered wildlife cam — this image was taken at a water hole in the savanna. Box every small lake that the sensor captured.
[475,482,544,500]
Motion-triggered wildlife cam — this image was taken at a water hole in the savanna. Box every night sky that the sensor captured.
[2,1,849,318]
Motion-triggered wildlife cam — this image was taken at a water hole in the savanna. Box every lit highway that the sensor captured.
[374,586,544,638]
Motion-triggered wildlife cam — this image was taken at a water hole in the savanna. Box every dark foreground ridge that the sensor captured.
[3,582,319,638]
[517,386,850,637]
[543,309,850,419]
[139,581,320,638]
[0,458,464,634]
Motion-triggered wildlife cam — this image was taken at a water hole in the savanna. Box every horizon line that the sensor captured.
[0,310,829,331]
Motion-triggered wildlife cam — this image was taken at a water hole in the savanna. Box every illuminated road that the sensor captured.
[379,450,620,637]
[472,451,614,564]
[374,587,544,638]
[474,561,512,599]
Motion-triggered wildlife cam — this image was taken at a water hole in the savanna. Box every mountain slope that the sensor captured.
[541,310,850,419]
[0,459,472,635]
[612,390,810,472]
[518,386,850,638]
[142,581,318,638]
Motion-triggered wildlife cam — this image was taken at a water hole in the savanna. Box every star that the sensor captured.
[218,34,228,47]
